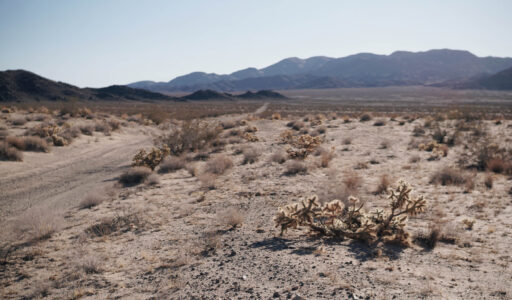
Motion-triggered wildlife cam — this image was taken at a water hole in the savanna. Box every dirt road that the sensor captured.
[0,127,154,222]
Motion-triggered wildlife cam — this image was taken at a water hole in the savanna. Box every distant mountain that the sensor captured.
[0,70,176,102]
[458,67,512,90]
[128,49,512,92]
[180,89,286,100]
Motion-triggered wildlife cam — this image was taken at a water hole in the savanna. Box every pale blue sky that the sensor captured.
[1,0,511,87]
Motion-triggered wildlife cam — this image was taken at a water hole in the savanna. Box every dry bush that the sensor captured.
[342,137,352,145]
[285,160,308,175]
[16,207,62,242]
[221,120,237,129]
[414,225,444,249]
[315,126,327,135]
[319,148,335,168]
[373,119,386,126]
[79,193,106,209]
[157,120,222,155]
[86,213,143,237]
[484,174,493,189]
[459,140,510,172]
[108,119,121,130]
[275,180,426,246]
[486,158,511,174]
[146,110,168,125]
[374,174,391,195]
[198,172,217,189]
[342,116,351,123]
[94,121,111,134]
[25,122,60,138]
[205,155,233,175]
[412,125,425,136]
[430,167,468,186]
[185,163,198,176]
[343,172,362,193]
[11,115,27,126]
[291,120,305,131]
[270,151,287,164]
[158,156,186,173]
[242,146,261,164]
[359,113,372,122]
[0,141,23,161]
[119,166,152,186]
[218,207,244,229]
[79,124,94,135]
[6,136,49,152]
[409,155,421,163]
[380,140,390,149]
[79,256,103,274]
[147,173,160,186]
[132,146,170,170]
[244,125,258,133]
[200,231,221,257]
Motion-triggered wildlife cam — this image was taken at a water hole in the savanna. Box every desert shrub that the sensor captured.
[414,226,441,249]
[284,160,308,175]
[147,173,160,186]
[342,137,352,145]
[291,120,305,131]
[484,174,493,189]
[459,140,510,172]
[271,113,281,120]
[380,140,390,149]
[218,207,244,229]
[359,113,372,122]
[132,146,170,170]
[315,126,327,134]
[242,146,260,164]
[185,163,198,176]
[94,121,111,134]
[86,213,142,237]
[11,115,27,126]
[221,120,237,129]
[79,193,106,209]
[16,207,62,242]
[242,132,259,142]
[342,116,351,123]
[158,156,186,173]
[274,180,426,246]
[431,127,448,144]
[25,122,60,138]
[412,125,425,136]
[0,141,23,161]
[157,120,222,155]
[409,155,421,163]
[119,167,152,186]
[79,124,94,135]
[198,172,217,189]
[270,151,287,164]
[418,141,448,159]
[285,134,322,160]
[319,147,335,168]
[6,136,49,152]
[343,172,362,193]
[430,167,468,186]
[374,174,391,195]
[373,119,386,126]
[244,126,258,133]
[146,110,168,125]
[486,158,511,174]
[205,155,233,175]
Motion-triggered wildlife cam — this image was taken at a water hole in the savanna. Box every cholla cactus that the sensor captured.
[242,132,259,142]
[280,133,323,159]
[132,145,170,170]
[274,180,426,246]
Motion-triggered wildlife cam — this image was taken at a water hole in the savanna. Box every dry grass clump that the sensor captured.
[218,207,244,229]
[205,155,233,175]
[0,141,23,161]
[158,156,186,173]
[486,158,511,174]
[409,155,421,163]
[430,167,468,186]
[319,148,335,168]
[119,166,152,186]
[79,193,106,209]
[359,113,372,122]
[6,136,49,152]
[198,172,217,189]
[16,207,62,242]
[284,160,308,175]
[343,172,362,193]
[275,180,426,246]
[86,213,142,237]
[374,174,391,195]
[270,151,287,164]
[242,146,261,164]
[157,120,222,155]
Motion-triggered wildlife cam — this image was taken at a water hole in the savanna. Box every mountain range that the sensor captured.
[0,70,285,102]
[128,49,512,92]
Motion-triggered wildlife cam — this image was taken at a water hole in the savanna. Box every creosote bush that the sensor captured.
[430,167,468,186]
[242,146,260,164]
[274,180,426,246]
[158,156,186,173]
[6,136,49,152]
[156,120,222,156]
[270,151,287,164]
[79,193,106,209]
[0,141,23,161]
[205,155,233,175]
[284,160,308,175]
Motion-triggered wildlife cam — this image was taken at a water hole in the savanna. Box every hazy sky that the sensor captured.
[1,0,511,87]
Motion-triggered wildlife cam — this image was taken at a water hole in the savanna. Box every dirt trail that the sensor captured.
[0,127,154,222]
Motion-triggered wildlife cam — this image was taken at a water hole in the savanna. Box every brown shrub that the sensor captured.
[11,116,27,126]
[242,146,260,164]
[374,174,390,195]
[319,148,335,168]
[146,173,160,186]
[86,213,142,237]
[146,110,168,125]
[205,155,233,175]
[6,136,49,152]
[158,156,186,173]
[198,172,217,189]
[16,207,62,242]
[284,160,308,175]
[380,140,390,149]
[79,124,94,135]
[484,174,493,189]
[157,120,222,156]
[79,193,106,209]
[218,207,244,229]
[291,120,305,131]
[185,163,198,176]
[430,167,468,186]
[119,167,152,186]
[342,137,352,145]
[343,172,362,193]
[415,226,441,249]
[359,113,372,122]
[221,120,237,129]
[270,151,287,164]
[0,141,23,161]
[486,158,510,174]
[409,155,421,163]
[315,126,327,134]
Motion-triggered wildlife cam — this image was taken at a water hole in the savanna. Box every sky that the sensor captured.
[1,0,511,88]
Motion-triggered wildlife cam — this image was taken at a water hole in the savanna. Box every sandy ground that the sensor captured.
[1,109,512,299]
